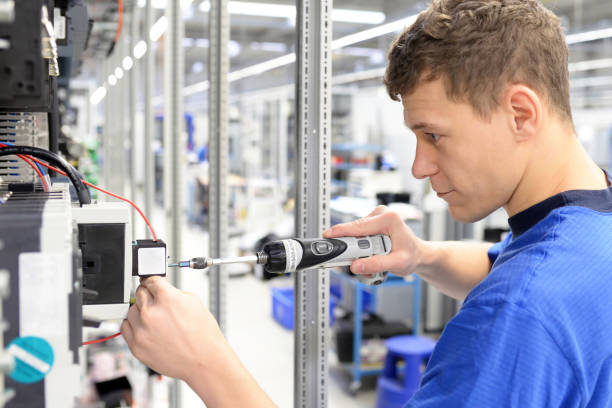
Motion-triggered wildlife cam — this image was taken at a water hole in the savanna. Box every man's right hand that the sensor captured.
[323,205,426,278]
[324,205,493,300]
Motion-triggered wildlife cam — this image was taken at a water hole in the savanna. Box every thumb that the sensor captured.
[140,276,177,300]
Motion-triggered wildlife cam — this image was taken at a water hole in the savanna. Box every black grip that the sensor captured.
[295,238,348,270]
[262,241,287,273]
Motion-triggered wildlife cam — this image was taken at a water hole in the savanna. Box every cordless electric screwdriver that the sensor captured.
[169,234,392,285]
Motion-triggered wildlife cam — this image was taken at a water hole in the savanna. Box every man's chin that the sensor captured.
[448,205,494,224]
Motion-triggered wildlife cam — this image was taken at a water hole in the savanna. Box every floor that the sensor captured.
[149,219,377,407]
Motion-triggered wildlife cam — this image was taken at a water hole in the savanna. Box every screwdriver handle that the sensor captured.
[262,235,391,285]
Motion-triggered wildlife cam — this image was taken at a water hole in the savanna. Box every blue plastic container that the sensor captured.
[271,287,336,330]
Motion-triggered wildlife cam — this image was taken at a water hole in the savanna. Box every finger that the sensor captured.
[350,252,406,276]
[126,304,143,330]
[323,213,390,238]
[135,285,154,310]
[140,276,174,299]
[366,205,388,217]
[120,319,134,346]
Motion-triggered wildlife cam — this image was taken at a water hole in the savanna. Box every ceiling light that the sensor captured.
[570,76,612,88]
[149,16,168,42]
[90,86,107,105]
[183,80,210,96]
[566,27,612,44]
[333,9,385,25]
[569,58,612,72]
[332,15,417,49]
[122,56,134,71]
[192,61,205,73]
[108,74,117,86]
[133,40,147,59]
[200,1,384,25]
[228,2,294,19]
[228,53,296,82]
[150,0,193,9]
[115,67,124,79]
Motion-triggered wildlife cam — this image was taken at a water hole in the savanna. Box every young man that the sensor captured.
[121,0,612,406]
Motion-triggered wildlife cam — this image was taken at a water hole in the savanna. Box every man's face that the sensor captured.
[402,78,525,222]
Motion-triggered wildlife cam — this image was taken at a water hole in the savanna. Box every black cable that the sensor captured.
[0,146,91,205]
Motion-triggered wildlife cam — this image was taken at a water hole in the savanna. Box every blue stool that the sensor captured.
[376,335,436,408]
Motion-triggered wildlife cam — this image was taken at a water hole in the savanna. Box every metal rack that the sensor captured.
[332,272,422,394]
[208,0,229,332]
[294,0,332,406]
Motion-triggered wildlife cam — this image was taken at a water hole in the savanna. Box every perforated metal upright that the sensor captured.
[208,0,229,332]
[143,0,155,238]
[128,4,138,238]
[164,2,184,406]
[294,0,332,406]
[164,0,184,276]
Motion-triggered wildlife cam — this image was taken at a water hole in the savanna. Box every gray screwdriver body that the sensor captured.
[169,235,392,285]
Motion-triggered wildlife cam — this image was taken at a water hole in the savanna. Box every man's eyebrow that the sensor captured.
[405,122,435,131]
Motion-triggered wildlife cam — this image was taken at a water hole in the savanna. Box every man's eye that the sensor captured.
[426,133,441,143]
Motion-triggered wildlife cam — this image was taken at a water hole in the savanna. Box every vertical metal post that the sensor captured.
[164,2,184,407]
[294,0,332,406]
[143,0,155,238]
[103,58,111,190]
[208,0,229,332]
[164,0,183,283]
[128,4,138,238]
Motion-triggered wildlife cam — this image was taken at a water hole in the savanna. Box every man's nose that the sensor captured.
[411,141,439,180]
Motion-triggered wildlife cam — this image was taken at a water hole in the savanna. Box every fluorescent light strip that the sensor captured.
[133,40,147,59]
[569,58,612,72]
[571,76,612,88]
[331,15,417,50]
[181,14,417,92]
[149,16,168,42]
[199,1,384,25]
[90,86,107,105]
[106,14,612,107]
[566,27,612,44]
[122,56,134,71]
[333,67,386,85]
[228,53,296,82]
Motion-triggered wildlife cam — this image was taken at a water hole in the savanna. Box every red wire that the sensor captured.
[82,332,121,346]
[0,145,156,346]
[114,0,124,43]
[22,157,157,241]
[0,144,158,241]
[81,179,158,241]
[17,154,49,192]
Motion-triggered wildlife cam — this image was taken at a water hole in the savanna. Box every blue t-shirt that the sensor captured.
[407,184,612,407]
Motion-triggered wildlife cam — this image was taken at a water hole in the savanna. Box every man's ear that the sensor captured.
[503,84,542,141]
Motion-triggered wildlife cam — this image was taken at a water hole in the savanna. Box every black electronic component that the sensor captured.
[79,223,125,305]
[0,0,50,111]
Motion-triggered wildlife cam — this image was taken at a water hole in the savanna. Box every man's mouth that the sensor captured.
[436,190,453,198]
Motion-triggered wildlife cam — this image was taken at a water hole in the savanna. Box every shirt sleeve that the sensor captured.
[405,301,581,408]
[487,232,513,264]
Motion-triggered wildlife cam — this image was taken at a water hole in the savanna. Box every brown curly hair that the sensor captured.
[384,0,572,123]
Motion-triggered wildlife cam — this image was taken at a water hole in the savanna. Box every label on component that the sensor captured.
[282,239,303,273]
[54,8,66,40]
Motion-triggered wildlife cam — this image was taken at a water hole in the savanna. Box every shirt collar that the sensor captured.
[508,171,612,237]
